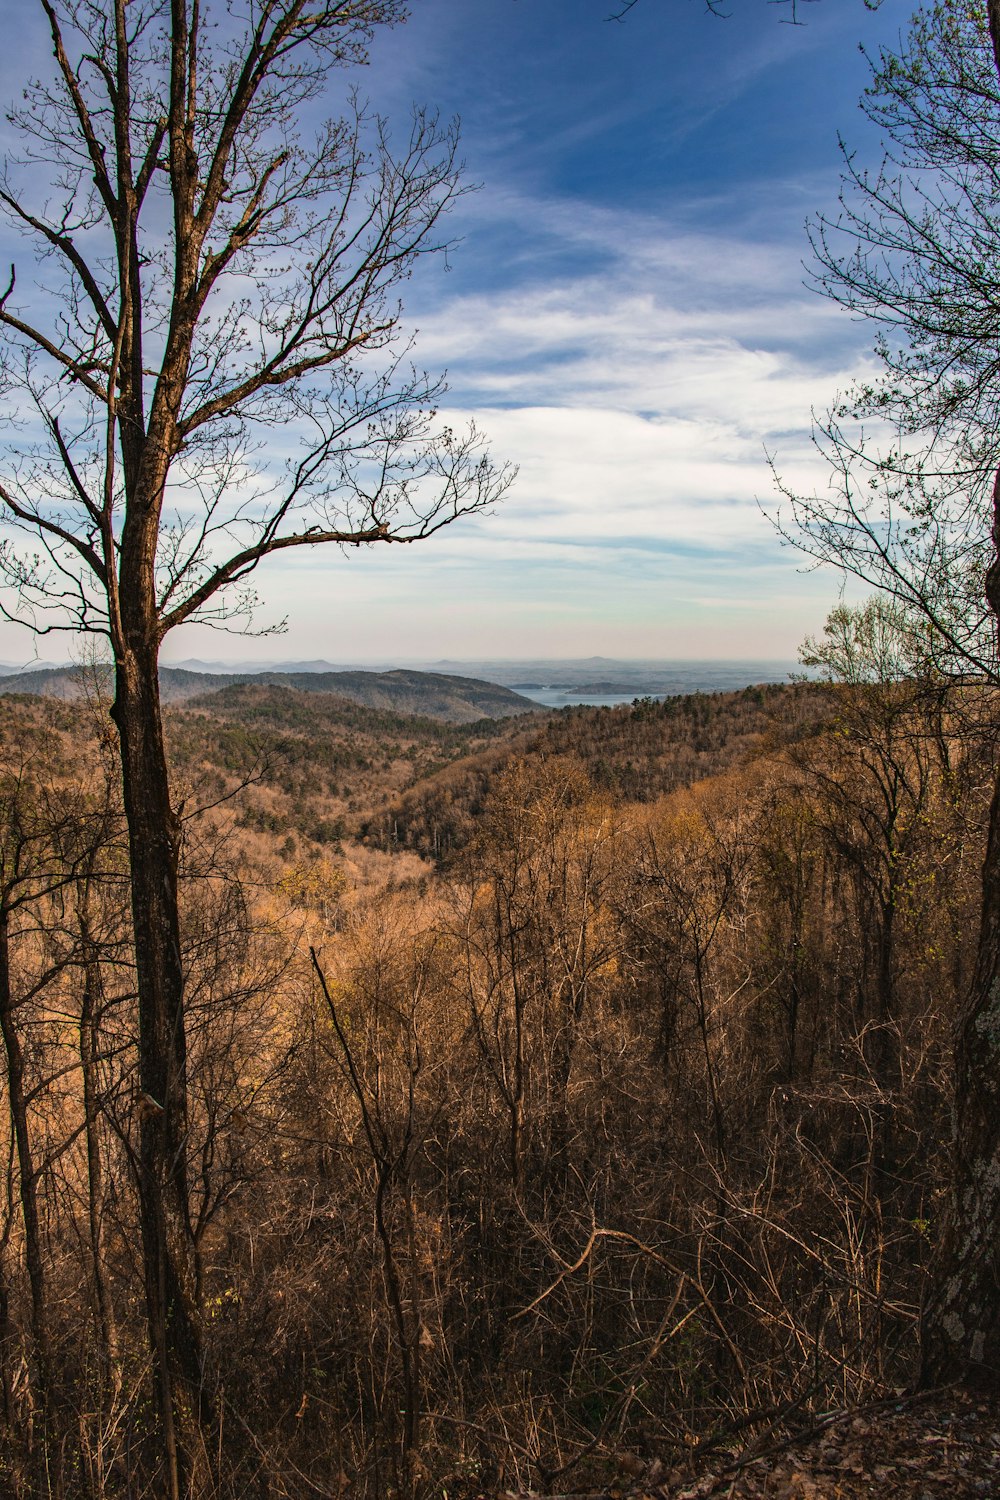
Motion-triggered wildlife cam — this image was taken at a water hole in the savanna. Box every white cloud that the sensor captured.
[393,199,876,582]
[1,187,872,664]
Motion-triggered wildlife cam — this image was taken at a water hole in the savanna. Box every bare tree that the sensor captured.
[0,3,512,1492]
[609,0,839,21]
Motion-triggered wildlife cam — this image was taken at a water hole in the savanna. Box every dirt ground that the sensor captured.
[509,1387,1000,1500]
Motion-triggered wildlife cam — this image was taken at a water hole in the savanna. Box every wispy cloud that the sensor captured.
[160,190,872,663]
[404,193,873,563]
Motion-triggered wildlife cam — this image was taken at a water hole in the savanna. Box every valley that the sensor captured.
[0,657,985,1495]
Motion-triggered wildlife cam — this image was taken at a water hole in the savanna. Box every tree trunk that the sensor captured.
[0,912,51,1414]
[77,893,120,1401]
[921,759,1000,1383]
[921,469,1000,1385]
[0,909,63,1499]
[110,643,209,1498]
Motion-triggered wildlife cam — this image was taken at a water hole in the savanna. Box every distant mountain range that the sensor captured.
[0,656,803,716]
[421,658,800,693]
[0,664,540,723]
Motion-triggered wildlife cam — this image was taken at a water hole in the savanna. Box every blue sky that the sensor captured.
[0,0,907,665]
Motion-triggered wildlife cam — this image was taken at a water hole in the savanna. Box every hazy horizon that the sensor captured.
[0,651,803,710]
[0,652,802,671]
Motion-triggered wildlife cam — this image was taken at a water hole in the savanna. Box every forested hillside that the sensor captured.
[0,662,990,1496]
[168,680,537,854]
[361,681,831,856]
